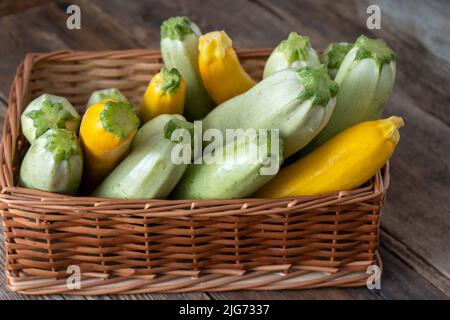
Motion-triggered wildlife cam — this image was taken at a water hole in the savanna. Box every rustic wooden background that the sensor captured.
[0,0,449,300]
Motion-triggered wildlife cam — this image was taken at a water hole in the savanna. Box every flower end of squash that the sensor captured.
[320,42,353,79]
[277,32,312,64]
[26,99,78,139]
[380,116,404,144]
[156,67,184,95]
[199,31,233,64]
[263,32,320,78]
[100,101,140,139]
[44,128,81,162]
[22,94,80,143]
[354,35,395,70]
[161,16,201,41]
[388,116,404,129]
[297,64,339,107]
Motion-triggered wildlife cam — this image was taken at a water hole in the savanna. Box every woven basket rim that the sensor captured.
[23,48,275,63]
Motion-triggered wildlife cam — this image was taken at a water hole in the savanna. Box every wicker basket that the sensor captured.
[0,49,387,295]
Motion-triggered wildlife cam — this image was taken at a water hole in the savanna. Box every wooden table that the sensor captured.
[0,0,448,300]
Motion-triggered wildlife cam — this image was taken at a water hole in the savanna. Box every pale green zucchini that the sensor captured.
[172,130,283,200]
[202,65,338,157]
[19,128,83,195]
[320,42,353,79]
[160,16,214,121]
[301,35,396,154]
[93,114,192,199]
[21,94,80,144]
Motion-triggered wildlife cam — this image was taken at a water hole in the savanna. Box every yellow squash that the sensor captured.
[255,116,404,197]
[198,31,255,104]
[139,68,186,123]
[80,99,140,190]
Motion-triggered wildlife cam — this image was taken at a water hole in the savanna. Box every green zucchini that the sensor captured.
[19,128,83,195]
[301,35,396,154]
[202,65,338,157]
[93,114,192,199]
[160,16,214,121]
[172,130,283,200]
[21,94,80,144]
[320,42,353,79]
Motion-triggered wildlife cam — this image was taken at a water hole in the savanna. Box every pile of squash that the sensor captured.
[19,16,403,200]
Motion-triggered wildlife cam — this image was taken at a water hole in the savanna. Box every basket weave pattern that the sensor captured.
[0,49,387,295]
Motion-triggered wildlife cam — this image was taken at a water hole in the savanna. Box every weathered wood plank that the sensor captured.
[87,0,292,47]
[0,0,51,17]
[208,285,383,300]
[380,90,450,279]
[381,230,450,296]
[0,0,140,97]
[376,0,450,63]
[376,247,448,299]
[108,293,210,300]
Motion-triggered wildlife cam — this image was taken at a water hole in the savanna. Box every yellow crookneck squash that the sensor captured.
[80,99,140,191]
[255,116,404,197]
[140,68,186,124]
[198,30,256,104]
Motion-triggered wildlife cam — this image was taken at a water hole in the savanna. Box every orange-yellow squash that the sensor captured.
[198,31,255,104]
[80,99,140,190]
[139,68,186,123]
[255,116,404,197]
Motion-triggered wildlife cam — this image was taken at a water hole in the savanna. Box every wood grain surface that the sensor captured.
[0,0,448,300]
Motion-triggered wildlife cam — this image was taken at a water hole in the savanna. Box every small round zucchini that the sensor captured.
[21,94,80,144]
[19,128,83,195]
